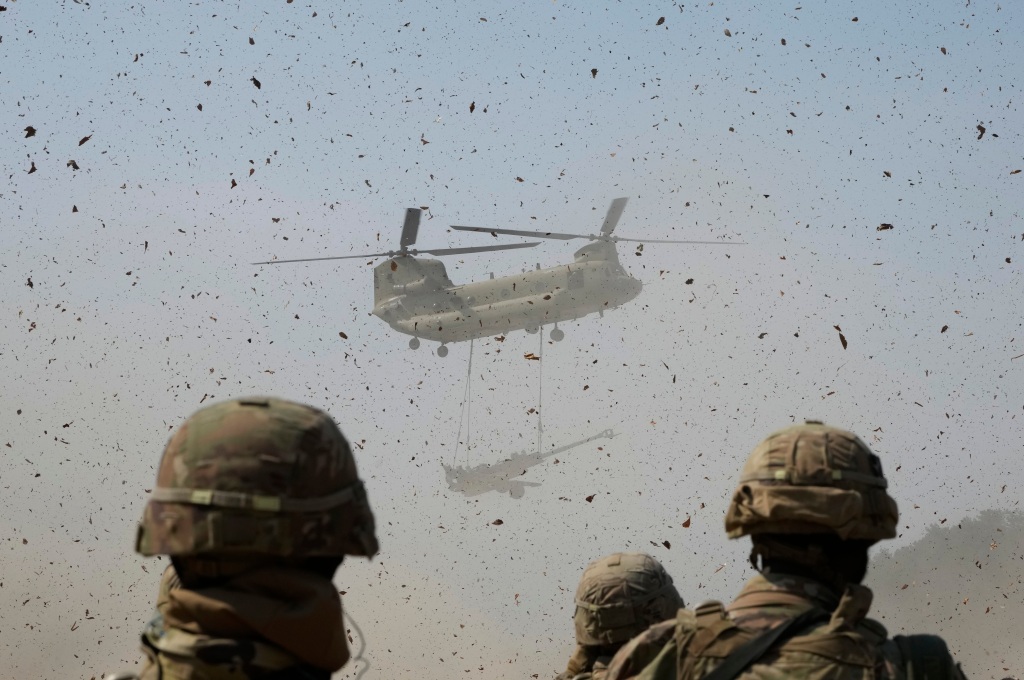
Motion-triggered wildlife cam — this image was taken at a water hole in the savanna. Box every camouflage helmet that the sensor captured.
[725,421,898,543]
[136,397,378,559]
[573,552,684,646]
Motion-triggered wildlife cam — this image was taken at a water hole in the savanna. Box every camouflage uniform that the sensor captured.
[604,422,966,680]
[556,552,684,680]
[105,397,378,680]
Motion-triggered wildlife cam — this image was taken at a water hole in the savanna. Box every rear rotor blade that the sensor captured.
[253,252,399,265]
[600,197,629,236]
[450,225,583,240]
[399,208,421,250]
[415,242,539,256]
[610,237,747,245]
[452,223,745,246]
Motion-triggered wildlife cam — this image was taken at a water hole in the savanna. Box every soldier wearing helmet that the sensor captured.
[604,421,967,680]
[556,552,684,680]
[106,397,377,680]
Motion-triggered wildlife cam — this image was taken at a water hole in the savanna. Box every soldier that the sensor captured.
[556,552,684,680]
[107,396,378,680]
[604,421,966,680]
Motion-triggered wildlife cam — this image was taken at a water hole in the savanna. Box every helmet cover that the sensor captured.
[725,421,898,543]
[137,397,377,559]
[573,552,684,646]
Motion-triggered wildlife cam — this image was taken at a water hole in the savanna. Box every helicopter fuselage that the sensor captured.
[371,244,641,343]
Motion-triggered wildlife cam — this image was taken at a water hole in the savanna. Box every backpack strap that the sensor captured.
[675,602,733,679]
[894,634,959,680]
[688,602,729,642]
[698,607,831,680]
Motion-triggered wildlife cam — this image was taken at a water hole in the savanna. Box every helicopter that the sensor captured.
[255,198,738,356]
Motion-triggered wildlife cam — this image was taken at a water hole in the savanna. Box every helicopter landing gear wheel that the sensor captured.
[436,344,449,358]
[525,326,539,334]
[409,337,420,350]
[550,327,565,342]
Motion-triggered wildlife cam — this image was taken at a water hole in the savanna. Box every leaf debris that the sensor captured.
[834,325,848,350]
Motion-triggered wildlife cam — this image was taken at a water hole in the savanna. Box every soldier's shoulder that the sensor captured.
[603,618,678,680]
[877,633,967,680]
[635,618,677,645]
[621,618,677,658]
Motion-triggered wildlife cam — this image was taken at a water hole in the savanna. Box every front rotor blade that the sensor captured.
[450,225,582,240]
[611,237,747,245]
[400,208,421,250]
[252,241,540,265]
[415,242,540,256]
[252,252,396,265]
[600,197,629,236]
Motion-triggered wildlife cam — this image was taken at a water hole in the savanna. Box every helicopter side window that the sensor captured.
[568,269,585,289]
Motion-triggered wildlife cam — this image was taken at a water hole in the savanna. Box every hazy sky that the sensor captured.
[1,1,1022,678]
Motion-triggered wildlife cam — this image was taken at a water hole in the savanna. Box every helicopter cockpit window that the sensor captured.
[568,269,585,289]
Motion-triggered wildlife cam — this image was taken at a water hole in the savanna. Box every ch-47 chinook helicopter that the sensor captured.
[255,198,737,356]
